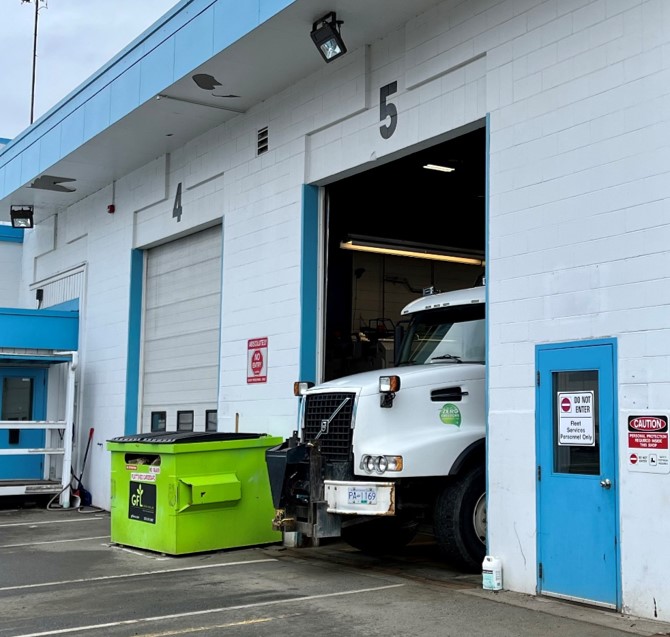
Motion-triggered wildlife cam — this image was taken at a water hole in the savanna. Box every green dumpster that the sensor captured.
[107,431,283,555]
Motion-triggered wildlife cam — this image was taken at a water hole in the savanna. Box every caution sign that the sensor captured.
[627,414,670,474]
[247,337,268,384]
[557,391,595,446]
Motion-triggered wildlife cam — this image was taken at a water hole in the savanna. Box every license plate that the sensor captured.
[348,487,378,505]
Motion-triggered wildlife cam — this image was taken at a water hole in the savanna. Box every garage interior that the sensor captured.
[323,124,486,381]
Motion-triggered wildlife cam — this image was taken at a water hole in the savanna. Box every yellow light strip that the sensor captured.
[423,163,455,173]
[340,241,484,266]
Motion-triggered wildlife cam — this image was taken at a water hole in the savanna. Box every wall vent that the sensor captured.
[257,127,269,155]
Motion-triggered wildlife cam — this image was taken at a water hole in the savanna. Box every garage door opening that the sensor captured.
[322,124,486,381]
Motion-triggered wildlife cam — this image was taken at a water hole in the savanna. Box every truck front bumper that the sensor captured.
[324,480,395,515]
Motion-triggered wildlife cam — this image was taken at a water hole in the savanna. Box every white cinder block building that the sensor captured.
[1,0,669,621]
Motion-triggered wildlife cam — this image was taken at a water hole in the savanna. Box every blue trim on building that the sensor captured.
[300,184,319,382]
[0,0,297,200]
[0,225,24,243]
[124,249,144,436]
[0,308,78,350]
[48,299,80,312]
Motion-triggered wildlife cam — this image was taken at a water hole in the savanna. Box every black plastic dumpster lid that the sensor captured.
[108,431,269,444]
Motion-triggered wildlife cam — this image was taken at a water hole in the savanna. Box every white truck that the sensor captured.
[266,284,486,571]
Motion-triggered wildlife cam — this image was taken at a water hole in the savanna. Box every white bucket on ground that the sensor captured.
[482,555,503,590]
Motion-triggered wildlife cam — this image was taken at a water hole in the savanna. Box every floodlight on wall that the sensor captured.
[10,205,34,229]
[310,12,347,63]
[340,236,485,266]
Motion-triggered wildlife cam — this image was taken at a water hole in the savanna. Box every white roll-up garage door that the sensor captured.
[141,225,222,433]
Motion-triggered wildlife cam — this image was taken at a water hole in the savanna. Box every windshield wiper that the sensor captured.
[430,354,462,363]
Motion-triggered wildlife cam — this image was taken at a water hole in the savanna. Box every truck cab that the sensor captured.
[266,284,487,571]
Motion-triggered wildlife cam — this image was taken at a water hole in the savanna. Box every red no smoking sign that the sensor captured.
[247,337,268,384]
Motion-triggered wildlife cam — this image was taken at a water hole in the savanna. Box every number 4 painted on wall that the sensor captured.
[172,183,183,222]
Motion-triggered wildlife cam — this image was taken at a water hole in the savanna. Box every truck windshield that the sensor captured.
[397,303,485,365]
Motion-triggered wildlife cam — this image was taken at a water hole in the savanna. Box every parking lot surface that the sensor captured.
[1,500,670,637]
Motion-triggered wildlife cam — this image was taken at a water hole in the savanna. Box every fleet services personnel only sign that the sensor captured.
[627,414,670,474]
[557,391,595,446]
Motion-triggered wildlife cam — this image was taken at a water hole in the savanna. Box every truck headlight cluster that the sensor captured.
[360,455,403,475]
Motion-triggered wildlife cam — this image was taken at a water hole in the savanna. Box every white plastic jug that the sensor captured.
[482,555,502,590]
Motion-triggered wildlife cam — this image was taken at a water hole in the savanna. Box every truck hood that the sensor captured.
[306,363,484,397]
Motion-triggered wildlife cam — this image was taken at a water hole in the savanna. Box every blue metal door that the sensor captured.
[536,340,619,608]
[0,368,47,480]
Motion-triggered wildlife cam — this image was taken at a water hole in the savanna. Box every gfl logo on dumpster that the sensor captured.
[132,484,146,507]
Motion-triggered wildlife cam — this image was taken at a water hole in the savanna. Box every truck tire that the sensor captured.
[341,516,420,554]
[433,465,486,572]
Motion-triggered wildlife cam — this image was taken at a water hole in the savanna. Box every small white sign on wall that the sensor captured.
[627,414,670,474]
[557,391,595,446]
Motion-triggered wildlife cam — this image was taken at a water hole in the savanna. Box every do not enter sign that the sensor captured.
[247,337,268,384]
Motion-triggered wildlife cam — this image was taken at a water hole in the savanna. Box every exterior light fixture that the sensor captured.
[310,12,347,63]
[340,235,485,266]
[10,205,34,229]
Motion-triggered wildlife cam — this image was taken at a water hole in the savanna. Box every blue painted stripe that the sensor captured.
[300,184,319,382]
[0,225,24,243]
[124,249,144,436]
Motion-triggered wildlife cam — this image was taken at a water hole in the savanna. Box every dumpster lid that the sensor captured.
[108,431,269,444]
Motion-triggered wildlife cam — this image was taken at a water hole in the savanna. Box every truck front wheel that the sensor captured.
[433,465,486,572]
[341,516,420,555]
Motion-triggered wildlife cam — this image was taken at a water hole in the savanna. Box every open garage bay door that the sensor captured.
[141,225,222,433]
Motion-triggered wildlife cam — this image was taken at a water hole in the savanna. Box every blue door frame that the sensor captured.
[536,339,620,609]
[0,368,48,480]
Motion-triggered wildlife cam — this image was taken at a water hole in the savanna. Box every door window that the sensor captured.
[552,370,599,475]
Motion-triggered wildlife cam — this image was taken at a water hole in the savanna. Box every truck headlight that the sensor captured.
[360,455,403,474]
[379,375,400,393]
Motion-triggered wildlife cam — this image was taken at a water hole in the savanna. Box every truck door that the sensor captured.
[0,368,47,480]
[536,339,620,609]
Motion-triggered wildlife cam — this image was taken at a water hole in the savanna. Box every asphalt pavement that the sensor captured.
[1,497,669,637]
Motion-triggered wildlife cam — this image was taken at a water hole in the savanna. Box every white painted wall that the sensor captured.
[13,0,670,621]
[0,234,21,307]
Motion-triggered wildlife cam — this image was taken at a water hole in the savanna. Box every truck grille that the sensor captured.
[303,392,355,462]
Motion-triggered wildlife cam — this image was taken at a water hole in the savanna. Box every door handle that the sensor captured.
[600,478,612,489]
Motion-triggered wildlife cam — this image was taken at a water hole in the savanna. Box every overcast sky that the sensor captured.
[1,0,180,140]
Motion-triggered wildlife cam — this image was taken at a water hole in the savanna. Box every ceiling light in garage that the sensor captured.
[423,164,455,173]
[310,12,347,63]
[340,236,484,266]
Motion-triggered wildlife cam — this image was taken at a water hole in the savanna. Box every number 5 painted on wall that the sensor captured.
[379,81,398,139]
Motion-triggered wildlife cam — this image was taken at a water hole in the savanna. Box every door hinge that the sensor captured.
[536,371,540,387]
[538,562,543,579]
[537,465,541,481]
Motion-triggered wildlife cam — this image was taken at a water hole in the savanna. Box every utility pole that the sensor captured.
[22,0,43,125]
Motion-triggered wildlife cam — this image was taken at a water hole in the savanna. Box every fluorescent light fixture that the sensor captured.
[310,12,347,63]
[10,205,34,229]
[423,164,455,173]
[340,236,484,266]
